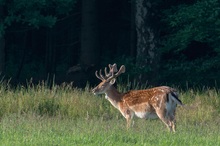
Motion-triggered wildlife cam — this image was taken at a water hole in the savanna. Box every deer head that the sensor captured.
[92,63,125,95]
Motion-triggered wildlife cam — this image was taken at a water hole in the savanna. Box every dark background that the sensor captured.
[0,0,220,88]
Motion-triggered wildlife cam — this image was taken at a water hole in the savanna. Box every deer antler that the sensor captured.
[106,64,125,81]
[95,63,125,81]
[95,70,104,81]
[95,64,115,81]
[104,64,116,77]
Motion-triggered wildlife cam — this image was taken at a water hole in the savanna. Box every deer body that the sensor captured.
[92,64,182,132]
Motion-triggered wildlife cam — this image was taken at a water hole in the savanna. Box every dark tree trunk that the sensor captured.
[130,0,136,58]
[80,0,99,66]
[68,0,99,87]
[0,35,5,74]
[0,5,5,74]
[135,0,159,85]
[45,28,56,77]
[15,32,27,81]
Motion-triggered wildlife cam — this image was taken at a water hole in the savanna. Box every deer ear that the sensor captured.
[110,78,116,85]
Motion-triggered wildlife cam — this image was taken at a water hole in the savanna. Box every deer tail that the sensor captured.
[169,91,183,106]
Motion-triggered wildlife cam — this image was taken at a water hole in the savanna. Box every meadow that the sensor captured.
[0,81,220,146]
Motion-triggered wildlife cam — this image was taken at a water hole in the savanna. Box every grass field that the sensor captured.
[0,81,220,145]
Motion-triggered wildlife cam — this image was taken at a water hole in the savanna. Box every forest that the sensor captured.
[0,0,220,88]
[0,1,220,145]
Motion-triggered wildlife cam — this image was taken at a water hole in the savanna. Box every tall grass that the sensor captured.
[0,80,219,145]
[0,81,120,120]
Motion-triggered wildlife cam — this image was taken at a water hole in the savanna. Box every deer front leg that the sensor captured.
[119,104,134,129]
[123,109,134,129]
[126,117,132,129]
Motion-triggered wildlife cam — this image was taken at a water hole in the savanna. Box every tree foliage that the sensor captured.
[0,0,76,36]
[1,0,220,87]
[163,0,220,53]
[160,0,220,86]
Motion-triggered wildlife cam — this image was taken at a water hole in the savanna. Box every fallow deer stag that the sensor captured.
[92,63,183,132]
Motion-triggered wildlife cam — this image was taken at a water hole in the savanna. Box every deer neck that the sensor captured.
[105,86,123,109]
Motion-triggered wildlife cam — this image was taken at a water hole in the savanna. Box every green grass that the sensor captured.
[0,114,220,146]
[0,82,220,145]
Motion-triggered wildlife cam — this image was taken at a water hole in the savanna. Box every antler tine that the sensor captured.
[99,69,106,80]
[104,63,118,78]
[104,67,110,77]
[109,63,118,74]
[115,65,125,76]
[95,70,104,81]
[111,63,118,72]
[107,65,126,81]
[107,64,114,77]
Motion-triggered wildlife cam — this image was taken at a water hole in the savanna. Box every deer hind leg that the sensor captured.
[169,111,176,132]
[171,121,176,132]
[156,109,173,132]
[166,112,177,132]
[165,114,176,132]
